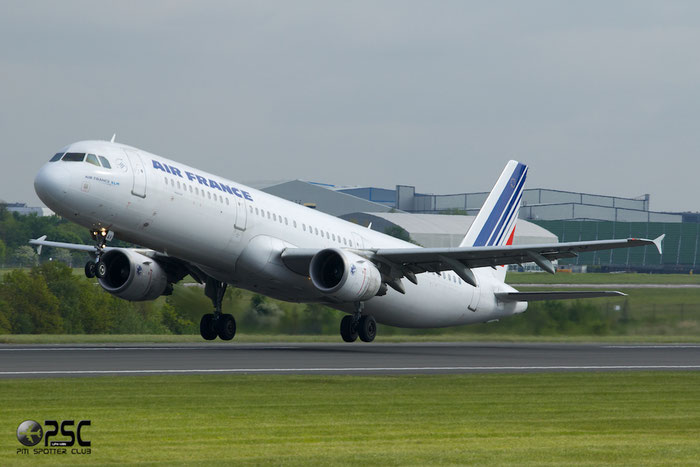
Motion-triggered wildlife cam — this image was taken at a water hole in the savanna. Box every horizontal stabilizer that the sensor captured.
[496,291,626,302]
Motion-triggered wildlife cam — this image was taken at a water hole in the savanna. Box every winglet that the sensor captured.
[653,234,665,254]
[31,235,47,255]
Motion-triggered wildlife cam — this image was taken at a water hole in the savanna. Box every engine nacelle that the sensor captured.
[309,248,382,302]
[98,249,168,301]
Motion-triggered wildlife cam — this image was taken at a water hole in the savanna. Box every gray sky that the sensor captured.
[1,1,698,212]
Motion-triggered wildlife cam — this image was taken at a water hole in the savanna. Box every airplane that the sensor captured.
[30,139,664,342]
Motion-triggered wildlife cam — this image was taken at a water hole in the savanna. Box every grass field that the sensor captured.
[1,372,699,465]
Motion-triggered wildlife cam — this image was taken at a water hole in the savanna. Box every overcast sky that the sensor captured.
[1,1,698,212]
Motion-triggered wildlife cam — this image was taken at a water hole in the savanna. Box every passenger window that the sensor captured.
[332,234,336,241]
[285,218,288,225]
[177,181,181,189]
[49,152,64,162]
[62,152,85,162]
[249,206,253,213]
[293,220,297,228]
[226,198,230,205]
[170,179,175,186]
[164,177,168,184]
[207,192,211,199]
[302,224,306,232]
[189,186,193,193]
[273,213,277,221]
[315,228,319,235]
[98,156,112,169]
[267,212,271,219]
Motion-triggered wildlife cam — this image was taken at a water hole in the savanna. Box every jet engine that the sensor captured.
[97,249,168,301]
[309,248,382,302]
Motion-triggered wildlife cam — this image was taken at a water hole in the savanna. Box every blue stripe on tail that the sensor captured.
[473,163,527,247]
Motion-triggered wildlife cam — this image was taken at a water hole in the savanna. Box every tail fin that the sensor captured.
[460,160,528,248]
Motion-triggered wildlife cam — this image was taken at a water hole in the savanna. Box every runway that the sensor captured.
[1,342,699,378]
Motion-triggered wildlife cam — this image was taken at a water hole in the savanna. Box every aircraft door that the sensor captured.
[124,150,147,198]
[234,196,247,231]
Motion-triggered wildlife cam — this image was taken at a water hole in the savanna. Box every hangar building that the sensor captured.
[340,212,555,248]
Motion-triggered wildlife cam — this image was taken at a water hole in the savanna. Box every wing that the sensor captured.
[28,236,208,284]
[371,235,664,275]
[281,235,664,286]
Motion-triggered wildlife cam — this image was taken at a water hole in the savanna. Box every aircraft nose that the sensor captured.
[34,163,70,206]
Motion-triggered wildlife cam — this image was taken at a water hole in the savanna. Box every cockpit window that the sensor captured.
[98,156,112,169]
[86,154,100,167]
[62,152,85,162]
[49,152,64,162]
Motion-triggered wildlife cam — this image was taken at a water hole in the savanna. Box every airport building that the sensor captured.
[262,181,700,273]
[0,202,53,216]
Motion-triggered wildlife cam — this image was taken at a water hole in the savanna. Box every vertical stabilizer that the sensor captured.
[460,160,528,248]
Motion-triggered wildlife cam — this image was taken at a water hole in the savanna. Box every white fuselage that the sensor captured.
[35,140,526,328]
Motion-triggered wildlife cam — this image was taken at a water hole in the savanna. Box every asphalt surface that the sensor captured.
[1,342,699,378]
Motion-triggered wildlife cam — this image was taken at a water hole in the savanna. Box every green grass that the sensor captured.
[1,372,699,465]
[506,272,700,284]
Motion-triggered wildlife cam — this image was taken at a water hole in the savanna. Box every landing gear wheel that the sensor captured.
[358,315,377,342]
[217,314,236,341]
[96,262,107,279]
[200,313,217,340]
[85,261,96,279]
[340,315,358,342]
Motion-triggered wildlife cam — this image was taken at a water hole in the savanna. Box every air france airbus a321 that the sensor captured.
[31,139,664,342]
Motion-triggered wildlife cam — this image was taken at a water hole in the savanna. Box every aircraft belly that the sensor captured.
[363,280,475,328]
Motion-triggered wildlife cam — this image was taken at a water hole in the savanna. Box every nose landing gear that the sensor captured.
[84,228,112,279]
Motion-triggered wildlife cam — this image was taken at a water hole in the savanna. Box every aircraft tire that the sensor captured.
[96,261,107,279]
[217,313,236,341]
[358,315,377,343]
[340,315,358,342]
[200,314,217,340]
[85,261,96,279]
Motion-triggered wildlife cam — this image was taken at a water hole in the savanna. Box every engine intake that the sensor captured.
[309,248,381,302]
[98,249,168,301]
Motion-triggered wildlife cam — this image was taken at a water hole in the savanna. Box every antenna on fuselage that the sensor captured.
[110,133,116,143]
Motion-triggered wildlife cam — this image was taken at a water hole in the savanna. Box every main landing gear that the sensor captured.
[200,278,236,341]
[340,302,377,343]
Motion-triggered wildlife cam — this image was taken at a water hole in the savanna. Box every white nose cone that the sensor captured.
[34,163,69,208]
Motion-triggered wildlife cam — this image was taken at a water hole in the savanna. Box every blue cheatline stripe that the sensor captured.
[491,169,527,246]
[487,167,527,246]
[474,163,527,246]
[493,188,524,246]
